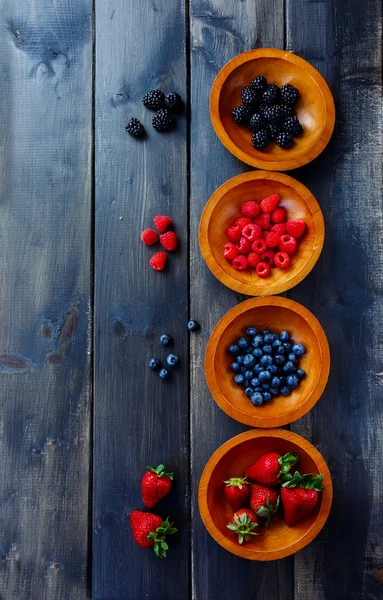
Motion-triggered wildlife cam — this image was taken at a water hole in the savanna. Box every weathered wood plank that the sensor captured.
[92,1,189,598]
[287,1,383,599]
[189,2,294,599]
[0,1,92,599]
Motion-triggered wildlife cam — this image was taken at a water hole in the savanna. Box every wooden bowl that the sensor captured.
[210,48,335,170]
[205,296,330,428]
[199,171,324,297]
[198,428,333,560]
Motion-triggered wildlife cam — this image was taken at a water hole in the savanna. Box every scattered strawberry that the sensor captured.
[236,237,252,255]
[141,228,159,246]
[130,510,177,557]
[260,249,275,266]
[247,252,261,267]
[271,222,287,235]
[235,216,252,229]
[252,238,267,254]
[242,223,262,242]
[246,452,299,487]
[249,483,280,527]
[256,262,270,278]
[224,476,250,511]
[279,234,297,255]
[241,201,260,218]
[260,194,279,213]
[160,231,178,251]
[281,472,324,526]
[254,213,271,230]
[265,231,281,248]
[227,224,242,242]
[271,207,286,223]
[232,255,248,270]
[274,251,291,269]
[224,243,239,260]
[142,464,174,507]
[286,219,306,238]
[226,508,259,544]
[153,215,172,233]
[150,252,167,271]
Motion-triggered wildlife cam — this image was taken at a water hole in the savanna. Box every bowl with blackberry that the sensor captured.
[210,48,335,170]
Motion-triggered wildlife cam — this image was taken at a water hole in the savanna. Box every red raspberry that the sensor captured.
[235,217,252,229]
[260,194,280,213]
[261,250,275,266]
[227,225,242,242]
[224,243,239,260]
[279,234,297,255]
[242,223,262,242]
[251,238,267,254]
[247,252,261,267]
[253,213,271,230]
[141,228,159,246]
[256,262,270,278]
[286,219,306,238]
[236,237,252,255]
[232,255,248,271]
[153,215,172,233]
[160,231,178,251]
[241,201,260,218]
[149,251,167,271]
[271,207,286,223]
[271,223,287,235]
[274,251,291,269]
[264,231,281,248]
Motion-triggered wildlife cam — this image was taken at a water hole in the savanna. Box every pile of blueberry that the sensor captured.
[228,327,306,406]
[149,320,200,381]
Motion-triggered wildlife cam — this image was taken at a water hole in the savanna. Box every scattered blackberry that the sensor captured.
[232,105,251,124]
[267,123,281,140]
[241,86,257,107]
[282,115,303,136]
[263,105,283,123]
[142,89,165,110]
[125,118,145,138]
[280,104,293,117]
[276,131,293,149]
[164,92,182,110]
[280,84,300,105]
[248,112,266,132]
[251,75,267,92]
[251,129,269,150]
[152,109,174,132]
[262,83,280,105]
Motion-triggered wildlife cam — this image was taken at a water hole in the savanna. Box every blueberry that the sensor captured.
[275,345,286,355]
[282,361,295,374]
[280,386,291,396]
[253,387,263,393]
[262,392,272,402]
[241,366,247,374]
[245,387,254,397]
[231,362,240,373]
[261,329,271,336]
[234,374,245,385]
[271,376,281,388]
[237,337,248,349]
[262,383,270,390]
[254,363,263,374]
[250,392,263,406]
[267,364,278,375]
[283,342,292,353]
[244,370,254,380]
[270,387,279,396]
[263,345,273,354]
[149,358,161,371]
[297,369,306,379]
[160,334,172,346]
[272,339,282,349]
[252,347,263,358]
[246,326,257,336]
[263,333,274,344]
[288,353,297,363]
[274,354,286,365]
[243,354,255,368]
[260,355,273,367]
[292,343,306,356]
[252,335,264,348]
[287,374,299,389]
[236,356,244,365]
[159,368,171,380]
[259,370,271,383]
[245,379,252,388]
[228,344,239,355]
[251,377,260,388]
[166,353,179,368]
[187,320,200,332]
[279,330,290,342]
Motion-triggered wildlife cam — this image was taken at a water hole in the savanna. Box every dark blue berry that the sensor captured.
[283,343,292,353]
[272,339,282,349]
[159,368,171,380]
[187,320,200,332]
[271,376,281,388]
[244,370,253,380]
[245,387,254,397]
[253,387,263,393]
[252,348,263,358]
[245,379,252,388]
[282,361,295,374]
[250,392,263,406]
[166,353,179,368]
[262,329,271,336]
[241,366,247,374]
[243,354,255,368]
[280,386,291,396]
[263,345,273,354]
[270,387,278,396]
[236,356,244,365]
[259,370,271,383]
[234,374,245,385]
[160,334,172,346]
[297,369,306,379]
[279,330,290,342]
[254,363,263,375]
[263,392,272,402]
[252,335,264,348]
[231,362,240,373]
[275,345,286,355]
[292,343,306,356]
[267,364,278,375]
[251,377,260,388]
[262,383,270,390]
[260,355,273,367]
[288,353,297,363]
[287,374,299,389]
[237,337,248,349]
[246,327,257,336]
[149,358,161,371]
[228,344,239,355]
[263,334,274,344]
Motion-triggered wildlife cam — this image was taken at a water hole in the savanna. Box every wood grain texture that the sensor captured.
[286,0,383,599]
[92,1,189,598]
[0,1,92,599]
[189,1,294,598]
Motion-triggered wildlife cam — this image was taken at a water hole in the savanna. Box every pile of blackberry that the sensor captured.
[125,90,183,138]
[232,77,302,150]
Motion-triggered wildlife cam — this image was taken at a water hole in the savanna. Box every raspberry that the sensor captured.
[271,207,286,224]
[247,252,261,267]
[253,213,271,230]
[224,243,239,260]
[264,231,281,248]
[242,223,262,242]
[160,231,178,251]
[271,223,287,235]
[260,194,279,213]
[251,238,267,254]
[256,262,270,277]
[235,217,252,229]
[153,215,172,233]
[150,251,167,271]
[279,234,297,255]
[141,228,159,246]
[236,237,252,255]
[274,251,291,269]
[232,255,248,271]
[261,250,275,266]
[227,225,242,242]
[241,201,260,218]
[286,219,306,238]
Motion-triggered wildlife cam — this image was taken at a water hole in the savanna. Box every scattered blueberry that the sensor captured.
[279,331,290,342]
[292,343,306,356]
[231,362,240,373]
[250,392,263,406]
[166,353,179,368]
[160,334,172,346]
[246,327,257,336]
[287,374,299,389]
[228,344,239,355]
[149,358,161,371]
[297,369,306,379]
[187,320,200,332]
[282,361,295,374]
[237,337,248,349]
[159,368,171,380]
[262,392,272,402]
[234,374,245,385]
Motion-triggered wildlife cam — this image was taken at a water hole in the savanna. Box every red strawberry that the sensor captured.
[256,261,270,278]
[226,225,242,242]
[130,510,177,557]
[274,251,291,269]
[232,255,248,271]
[160,231,178,251]
[271,207,286,223]
[260,250,275,266]
[235,216,252,229]
[236,237,252,255]
[241,201,260,218]
[247,252,261,268]
[142,464,174,507]
[264,231,281,248]
[242,223,262,242]
[279,234,297,255]
[150,252,167,271]
[224,242,239,261]
[271,222,287,235]
[246,452,299,487]
[260,194,280,213]
[153,215,172,233]
[224,476,250,511]
[253,213,271,230]
[286,219,306,238]
[281,472,324,526]
[249,483,280,526]
[252,238,267,254]
[226,508,259,544]
[141,228,159,246]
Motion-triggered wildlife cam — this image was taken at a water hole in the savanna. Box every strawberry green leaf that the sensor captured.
[223,476,249,489]
[147,464,174,479]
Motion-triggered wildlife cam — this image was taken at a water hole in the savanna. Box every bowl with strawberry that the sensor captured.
[199,170,324,297]
[198,428,332,560]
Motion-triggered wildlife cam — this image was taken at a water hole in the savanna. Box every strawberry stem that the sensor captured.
[278,452,299,480]
[281,471,324,491]
[147,518,177,558]
[256,496,280,527]
[147,464,174,480]
[223,476,249,489]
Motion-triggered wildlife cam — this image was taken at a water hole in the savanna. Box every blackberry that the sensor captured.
[142,89,165,110]
[258,103,268,115]
[125,118,145,138]
[152,109,174,132]
[251,75,267,92]
[282,115,303,137]
[276,131,293,149]
[232,105,251,124]
[280,104,293,117]
[262,83,280,105]
[263,105,283,123]
[241,86,257,108]
[164,92,182,110]
[281,84,300,105]
[251,129,269,150]
[267,123,281,140]
[248,112,266,132]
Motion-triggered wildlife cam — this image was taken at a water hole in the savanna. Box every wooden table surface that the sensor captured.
[1,0,382,598]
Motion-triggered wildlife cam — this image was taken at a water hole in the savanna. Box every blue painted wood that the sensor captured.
[0,1,92,598]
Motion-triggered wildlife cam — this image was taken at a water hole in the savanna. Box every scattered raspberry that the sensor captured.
[271,207,286,223]
[271,223,287,235]
[264,231,281,248]
[141,228,159,246]
[241,201,260,218]
[235,217,252,229]
[286,219,306,238]
[274,251,291,269]
[256,262,270,277]
[224,243,239,260]
[260,194,280,213]
[160,231,178,251]
[279,234,297,255]
[242,223,262,242]
[227,225,242,242]
[253,213,271,230]
[153,215,172,233]
[150,252,167,271]
[261,249,275,266]
[247,252,261,267]
[236,237,252,255]
[252,238,267,254]
[232,255,248,271]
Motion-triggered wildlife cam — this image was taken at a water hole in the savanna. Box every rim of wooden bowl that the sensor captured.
[210,48,335,170]
[199,171,324,297]
[205,296,330,427]
[198,428,333,560]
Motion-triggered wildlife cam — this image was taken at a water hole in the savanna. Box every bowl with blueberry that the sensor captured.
[205,296,330,427]
[210,48,335,171]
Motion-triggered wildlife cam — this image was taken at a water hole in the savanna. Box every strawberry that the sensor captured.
[271,207,286,223]
[249,483,280,526]
[260,194,280,213]
[271,222,287,235]
[279,234,297,255]
[226,508,259,544]
[235,216,252,229]
[224,242,239,261]
[223,476,250,511]
[226,225,242,243]
[281,472,324,526]
[160,231,178,251]
[264,231,281,248]
[142,464,174,507]
[247,252,261,268]
[286,219,306,238]
[253,213,271,230]
[153,215,172,233]
[274,251,291,269]
[256,262,270,278]
[130,510,177,557]
[246,452,299,487]
[150,252,167,271]
[241,201,260,219]
[141,228,159,246]
[242,223,262,242]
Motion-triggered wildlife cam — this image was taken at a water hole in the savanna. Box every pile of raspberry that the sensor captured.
[224,194,306,278]
[141,216,178,271]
